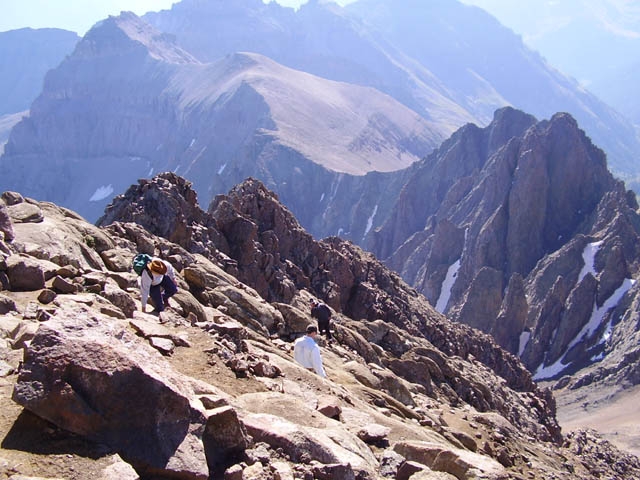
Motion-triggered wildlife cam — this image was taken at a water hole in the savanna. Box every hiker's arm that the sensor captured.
[312,347,327,378]
[140,271,152,311]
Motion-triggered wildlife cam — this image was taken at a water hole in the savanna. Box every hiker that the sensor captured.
[310,298,332,341]
[293,325,327,378]
[140,258,178,313]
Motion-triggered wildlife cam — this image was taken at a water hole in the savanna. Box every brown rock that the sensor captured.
[357,424,390,446]
[6,201,44,223]
[37,289,57,305]
[316,397,341,420]
[6,255,45,291]
[203,406,250,477]
[51,275,80,294]
[0,294,17,314]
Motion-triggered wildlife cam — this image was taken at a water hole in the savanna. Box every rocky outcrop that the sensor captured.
[370,108,640,391]
[2,178,640,478]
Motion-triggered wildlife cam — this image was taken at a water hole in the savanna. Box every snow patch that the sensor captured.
[533,355,568,380]
[534,277,635,380]
[578,240,603,282]
[435,259,460,313]
[320,193,325,202]
[89,185,114,202]
[363,204,378,240]
[567,278,635,351]
[518,330,531,357]
[218,163,227,175]
[189,138,196,148]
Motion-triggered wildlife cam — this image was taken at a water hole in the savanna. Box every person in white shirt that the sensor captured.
[140,258,178,313]
[293,325,327,378]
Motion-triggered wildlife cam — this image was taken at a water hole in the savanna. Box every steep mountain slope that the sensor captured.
[0,27,79,115]
[5,175,640,478]
[369,107,640,396]
[0,12,445,223]
[344,0,640,187]
[461,0,640,125]
[145,0,640,187]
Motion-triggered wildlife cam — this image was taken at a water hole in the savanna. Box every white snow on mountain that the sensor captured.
[89,184,114,202]
[435,259,461,313]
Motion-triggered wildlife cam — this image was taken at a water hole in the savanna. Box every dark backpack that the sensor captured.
[312,303,331,322]
[132,253,153,276]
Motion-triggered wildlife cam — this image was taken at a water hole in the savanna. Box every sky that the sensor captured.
[0,0,355,36]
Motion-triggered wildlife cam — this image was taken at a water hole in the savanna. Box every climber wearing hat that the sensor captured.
[140,258,178,313]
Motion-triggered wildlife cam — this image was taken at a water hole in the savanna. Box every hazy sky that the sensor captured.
[0,0,355,35]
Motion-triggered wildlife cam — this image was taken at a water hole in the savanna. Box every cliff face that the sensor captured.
[370,107,640,393]
[7,176,640,479]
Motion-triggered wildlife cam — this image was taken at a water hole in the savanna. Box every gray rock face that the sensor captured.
[370,107,640,390]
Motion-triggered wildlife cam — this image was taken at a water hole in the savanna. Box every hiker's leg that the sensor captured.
[160,275,178,306]
[149,284,164,312]
[318,319,331,340]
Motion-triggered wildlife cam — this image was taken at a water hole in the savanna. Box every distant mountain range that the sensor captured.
[0,27,79,116]
[145,0,640,187]
[461,0,640,126]
[0,12,445,223]
[2,0,640,221]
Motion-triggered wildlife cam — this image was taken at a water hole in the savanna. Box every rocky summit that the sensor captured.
[369,107,640,398]
[1,175,639,479]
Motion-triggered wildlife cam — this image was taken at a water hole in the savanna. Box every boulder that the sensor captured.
[393,441,504,479]
[100,248,137,273]
[242,413,376,477]
[171,290,208,324]
[37,289,57,305]
[203,406,250,477]
[5,255,45,291]
[357,424,391,446]
[0,294,17,314]
[101,282,137,318]
[6,201,44,223]
[51,275,80,294]
[12,305,235,479]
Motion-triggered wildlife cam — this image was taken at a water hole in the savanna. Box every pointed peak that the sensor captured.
[81,11,199,65]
